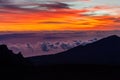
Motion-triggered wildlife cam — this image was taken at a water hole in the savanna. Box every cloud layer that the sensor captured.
[0,0,120,31]
[0,0,70,12]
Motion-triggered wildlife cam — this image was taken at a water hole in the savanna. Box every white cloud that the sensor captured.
[82,10,118,16]
[0,0,120,13]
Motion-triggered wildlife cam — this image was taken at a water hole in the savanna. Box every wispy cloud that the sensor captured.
[0,0,120,31]
[0,0,70,13]
[39,21,70,24]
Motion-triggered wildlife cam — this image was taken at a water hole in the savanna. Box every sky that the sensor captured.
[0,0,120,31]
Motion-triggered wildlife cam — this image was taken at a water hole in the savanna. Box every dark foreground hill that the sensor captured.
[0,45,30,66]
[28,35,120,65]
[1,35,120,80]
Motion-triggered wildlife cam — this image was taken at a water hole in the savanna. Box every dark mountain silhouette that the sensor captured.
[0,45,28,66]
[28,35,120,65]
[0,44,32,79]
[0,44,32,73]
[1,35,120,80]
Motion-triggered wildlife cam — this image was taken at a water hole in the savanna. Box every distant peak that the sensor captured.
[105,35,120,40]
[93,35,120,45]
[107,35,119,38]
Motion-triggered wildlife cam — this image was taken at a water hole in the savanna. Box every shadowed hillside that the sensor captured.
[28,35,120,65]
[1,35,120,80]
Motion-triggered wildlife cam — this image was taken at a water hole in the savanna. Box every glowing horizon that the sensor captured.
[0,0,120,31]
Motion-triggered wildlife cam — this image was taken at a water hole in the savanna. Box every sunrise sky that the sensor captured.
[0,0,120,31]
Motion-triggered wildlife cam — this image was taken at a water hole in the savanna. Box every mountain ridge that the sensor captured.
[1,35,120,66]
[1,35,120,79]
[28,35,120,65]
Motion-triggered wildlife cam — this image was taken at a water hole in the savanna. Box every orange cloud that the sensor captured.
[0,6,120,31]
